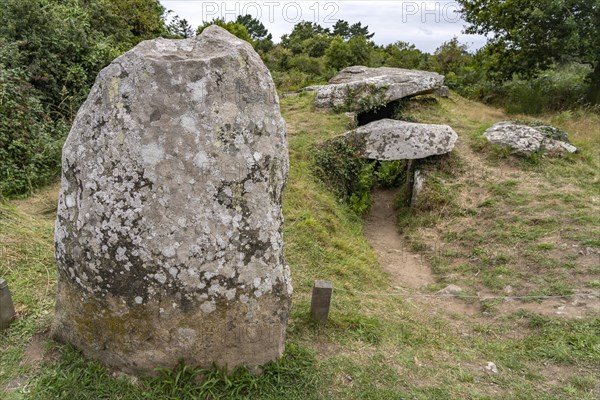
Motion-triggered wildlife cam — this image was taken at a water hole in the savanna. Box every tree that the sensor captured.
[167,15,194,38]
[0,0,168,116]
[100,0,166,40]
[349,22,374,40]
[384,41,427,69]
[347,35,373,66]
[325,35,373,70]
[196,19,253,44]
[332,20,351,39]
[458,0,600,103]
[235,15,273,52]
[235,15,269,40]
[0,0,168,195]
[281,21,329,54]
[303,34,332,58]
[83,0,166,45]
[331,20,374,40]
[325,36,353,70]
[431,37,470,75]
[0,38,66,197]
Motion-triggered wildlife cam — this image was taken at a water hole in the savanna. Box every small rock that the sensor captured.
[341,374,353,386]
[411,169,425,207]
[485,362,498,374]
[303,84,324,92]
[344,112,357,129]
[280,91,300,98]
[434,85,450,98]
[483,121,576,155]
[503,285,514,295]
[437,284,463,296]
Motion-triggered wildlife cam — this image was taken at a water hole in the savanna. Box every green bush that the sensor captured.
[0,0,154,119]
[505,66,589,114]
[375,160,407,188]
[313,136,411,214]
[0,66,67,198]
[0,0,168,197]
[461,64,590,115]
[312,134,374,214]
[289,54,323,76]
[271,70,318,92]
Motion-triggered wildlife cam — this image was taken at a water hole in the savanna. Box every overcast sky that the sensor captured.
[159,1,487,53]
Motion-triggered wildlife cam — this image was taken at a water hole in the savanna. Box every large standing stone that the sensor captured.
[51,26,292,375]
[341,119,458,160]
[314,66,444,112]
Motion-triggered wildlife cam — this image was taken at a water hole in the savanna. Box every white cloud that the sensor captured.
[160,0,487,53]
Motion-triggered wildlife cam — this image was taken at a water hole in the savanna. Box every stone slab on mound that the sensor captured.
[484,122,577,155]
[342,119,458,160]
[314,66,444,112]
[51,25,291,376]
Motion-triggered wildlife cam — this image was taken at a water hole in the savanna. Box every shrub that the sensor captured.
[0,66,67,198]
[463,64,590,115]
[375,160,407,188]
[271,70,316,92]
[312,134,374,214]
[313,136,411,214]
[289,54,322,76]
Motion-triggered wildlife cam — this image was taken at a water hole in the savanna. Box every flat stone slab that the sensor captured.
[314,66,444,112]
[341,119,458,160]
[484,122,577,155]
[51,25,291,376]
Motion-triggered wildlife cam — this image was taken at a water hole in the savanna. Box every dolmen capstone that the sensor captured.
[314,66,444,112]
[340,119,458,160]
[331,119,458,207]
[51,25,292,376]
[484,121,577,155]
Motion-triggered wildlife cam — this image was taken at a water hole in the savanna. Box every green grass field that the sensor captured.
[1,92,599,399]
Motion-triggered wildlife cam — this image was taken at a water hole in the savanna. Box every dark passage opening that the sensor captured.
[357,100,401,126]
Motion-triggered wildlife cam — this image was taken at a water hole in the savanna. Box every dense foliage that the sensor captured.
[0,3,596,197]
[312,133,407,215]
[457,0,600,103]
[0,0,168,197]
[0,51,66,196]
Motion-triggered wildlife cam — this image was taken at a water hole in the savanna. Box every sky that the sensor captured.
[159,1,488,53]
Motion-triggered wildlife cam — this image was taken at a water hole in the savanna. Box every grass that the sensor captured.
[394,94,600,298]
[1,91,599,399]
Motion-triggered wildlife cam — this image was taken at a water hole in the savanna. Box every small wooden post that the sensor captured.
[310,280,333,323]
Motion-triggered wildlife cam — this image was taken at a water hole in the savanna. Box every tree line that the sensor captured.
[1,0,597,197]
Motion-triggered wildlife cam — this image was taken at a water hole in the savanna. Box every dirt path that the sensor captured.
[363,189,600,319]
[363,189,433,291]
[363,189,479,317]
